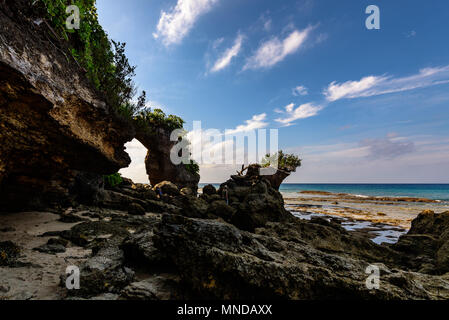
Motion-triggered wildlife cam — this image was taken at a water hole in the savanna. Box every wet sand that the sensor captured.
[283,190,449,244]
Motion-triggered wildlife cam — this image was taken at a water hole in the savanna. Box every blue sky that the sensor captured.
[96,0,449,183]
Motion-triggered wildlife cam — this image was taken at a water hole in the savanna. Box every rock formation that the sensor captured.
[0,1,134,210]
[393,210,449,274]
[135,127,200,193]
[215,164,294,232]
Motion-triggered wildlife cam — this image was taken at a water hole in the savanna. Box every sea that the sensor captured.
[200,183,449,201]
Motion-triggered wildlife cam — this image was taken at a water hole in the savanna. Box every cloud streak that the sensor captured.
[275,102,322,126]
[210,34,244,73]
[292,85,308,96]
[244,27,312,70]
[225,113,268,134]
[153,0,219,46]
[324,65,449,102]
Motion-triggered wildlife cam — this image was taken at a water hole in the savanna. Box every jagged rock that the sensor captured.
[120,275,181,300]
[0,284,10,293]
[169,196,211,219]
[393,210,449,274]
[0,241,21,266]
[180,187,193,196]
[65,243,135,297]
[121,219,164,265]
[218,172,294,232]
[95,189,147,211]
[152,214,449,300]
[146,199,182,215]
[202,184,217,196]
[259,166,291,191]
[136,127,199,193]
[59,214,87,223]
[60,220,132,247]
[47,238,69,247]
[128,203,146,216]
[208,200,236,222]
[153,181,180,196]
[0,2,134,211]
[33,243,66,254]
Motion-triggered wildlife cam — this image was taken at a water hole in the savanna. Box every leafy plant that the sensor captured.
[262,151,302,172]
[104,173,123,188]
[184,160,200,175]
[39,0,139,119]
[39,1,187,141]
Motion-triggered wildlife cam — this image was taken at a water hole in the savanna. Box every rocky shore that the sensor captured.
[2,169,449,300]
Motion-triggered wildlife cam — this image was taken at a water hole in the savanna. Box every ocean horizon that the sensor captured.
[199,183,449,201]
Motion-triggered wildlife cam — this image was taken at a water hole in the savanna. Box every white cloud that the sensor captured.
[225,113,268,135]
[210,34,244,73]
[243,27,312,70]
[153,0,219,46]
[292,85,308,96]
[324,65,449,102]
[275,102,322,126]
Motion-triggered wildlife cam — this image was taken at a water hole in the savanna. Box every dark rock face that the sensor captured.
[57,210,449,300]
[202,184,217,196]
[216,165,294,232]
[262,169,291,191]
[153,181,180,196]
[0,2,134,211]
[136,128,199,193]
[393,210,449,274]
[0,241,21,266]
[152,214,444,300]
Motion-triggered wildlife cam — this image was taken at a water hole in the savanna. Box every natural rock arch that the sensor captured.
[135,127,200,193]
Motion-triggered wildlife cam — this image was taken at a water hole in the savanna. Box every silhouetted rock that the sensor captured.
[136,128,199,193]
[393,210,449,274]
[202,184,217,196]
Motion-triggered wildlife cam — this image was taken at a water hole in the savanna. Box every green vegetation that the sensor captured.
[104,173,123,188]
[39,1,185,129]
[39,0,139,119]
[262,151,302,172]
[133,94,185,132]
[184,160,200,176]
[40,1,196,174]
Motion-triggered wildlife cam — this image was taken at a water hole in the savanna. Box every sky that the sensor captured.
[96,0,449,183]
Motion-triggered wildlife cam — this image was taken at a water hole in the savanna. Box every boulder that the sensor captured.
[180,187,193,196]
[0,241,21,266]
[393,210,449,274]
[65,243,135,297]
[153,181,180,196]
[218,170,294,232]
[202,184,217,196]
[128,203,146,216]
[120,275,181,300]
